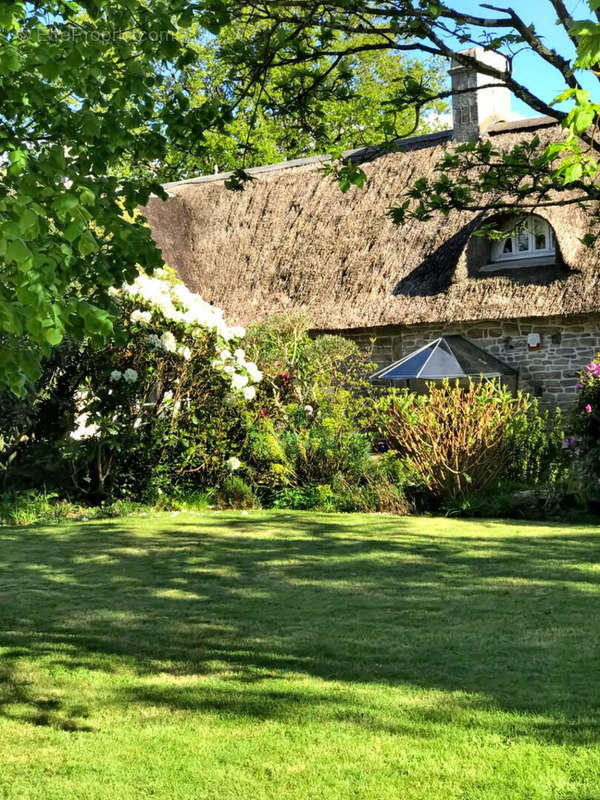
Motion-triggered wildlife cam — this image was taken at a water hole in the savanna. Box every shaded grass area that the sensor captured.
[1,511,600,798]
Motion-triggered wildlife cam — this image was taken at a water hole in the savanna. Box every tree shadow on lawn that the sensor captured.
[1,513,600,742]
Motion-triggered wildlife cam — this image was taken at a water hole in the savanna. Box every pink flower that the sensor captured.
[586,362,600,377]
[585,404,592,413]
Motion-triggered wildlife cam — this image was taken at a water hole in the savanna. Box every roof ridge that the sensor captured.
[164,130,452,190]
[162,115,559,191]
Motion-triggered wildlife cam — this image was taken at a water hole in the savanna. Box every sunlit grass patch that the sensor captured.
[0,512,599,799]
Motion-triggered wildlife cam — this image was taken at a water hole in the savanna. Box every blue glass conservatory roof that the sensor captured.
[370,335,517,384]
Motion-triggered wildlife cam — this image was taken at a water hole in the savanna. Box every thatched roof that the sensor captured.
[143,117,600,331]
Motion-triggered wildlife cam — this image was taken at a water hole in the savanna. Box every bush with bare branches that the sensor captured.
[378,380,536,502]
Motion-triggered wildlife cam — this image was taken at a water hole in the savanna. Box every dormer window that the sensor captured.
[478,215,556,274]
[491,216,555,263]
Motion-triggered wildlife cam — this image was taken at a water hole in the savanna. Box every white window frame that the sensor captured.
[490,216,556,264]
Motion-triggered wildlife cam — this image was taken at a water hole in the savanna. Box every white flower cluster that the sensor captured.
[123,272,245,341]
[118,269,261,399]
[212,347,262,400]
[130,309,152,326]
[109,368,138,384]
[147,331,192,361]
[227,456,241,471]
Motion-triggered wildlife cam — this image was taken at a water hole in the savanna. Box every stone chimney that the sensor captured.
[449,48,511,141]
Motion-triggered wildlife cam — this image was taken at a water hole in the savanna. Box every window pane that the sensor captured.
[532,217,547,249]
[502,238,513,254]
[517,232,530,251]
[531,217,546,235]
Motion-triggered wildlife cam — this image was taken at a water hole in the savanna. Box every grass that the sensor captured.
[1,511,600,799]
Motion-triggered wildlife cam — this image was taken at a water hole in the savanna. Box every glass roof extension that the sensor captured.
[370,335,517,383]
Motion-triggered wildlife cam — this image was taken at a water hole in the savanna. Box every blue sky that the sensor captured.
[439,0,595,117]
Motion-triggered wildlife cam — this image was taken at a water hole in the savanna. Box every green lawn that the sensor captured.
[1,511,600,799]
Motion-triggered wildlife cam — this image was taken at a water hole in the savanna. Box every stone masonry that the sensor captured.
[344,313,600,411]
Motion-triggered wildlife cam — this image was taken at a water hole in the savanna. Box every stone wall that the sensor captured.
[342,313,600,410]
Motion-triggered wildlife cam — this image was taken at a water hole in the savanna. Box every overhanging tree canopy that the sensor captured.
[0,1,446,395]
[214,1,600,231]
[3,0,600,395]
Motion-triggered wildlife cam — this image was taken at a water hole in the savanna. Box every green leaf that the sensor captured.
[569,20,600,68]
[2,45,22,73]
[8,149,28,175]
[77,302,113,337]
[224,168,254,191]
[53,194,79,215]
[6,239,33,266]
[80,109,102,138]
[79,187,96,207]
[0,303,24,336]
[39,59,60,81]
[561,161,583,182]
[552,88,576,105]
[43,327,63,346]
[78,231,99,256]
[48,146,66,171]
[63,221,85,242]
[571,106,595,134]
[17,208,40,239]
[18,350,42,383]
[0,8,18,27]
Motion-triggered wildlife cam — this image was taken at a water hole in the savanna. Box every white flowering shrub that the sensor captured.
[121,269,260,395]
[65,268,261,498]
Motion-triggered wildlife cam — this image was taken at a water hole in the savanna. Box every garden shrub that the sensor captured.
[442,481,577,520]
[217,475,259,509]
[63,270,263,500]
[570,354,600,473]
[504,400,569,486]
[1,283,574,520]
[0,490,63,526]
[377,379,558,503]
[0,490,154,526]
[272,486,321,510]
[271,467,410,514]
[0,338,85,491]
[242,311,390,509]
[3,268,263,502]
[2,292,406,513]
[249,414,373,490]
[249,406,410,513]
[564,353,600,508]
[244,311,375,417]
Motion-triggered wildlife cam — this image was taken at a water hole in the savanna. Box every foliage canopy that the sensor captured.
[213,2,600,226]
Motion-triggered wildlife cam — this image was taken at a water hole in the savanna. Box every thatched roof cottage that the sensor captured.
[144,49,600,409]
